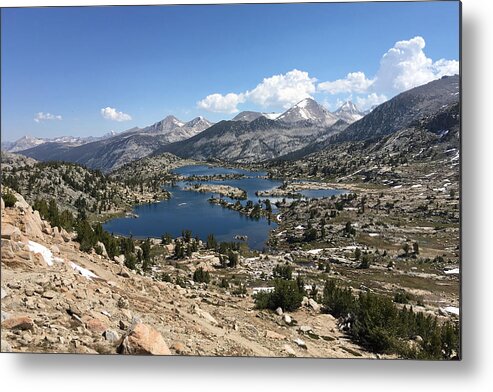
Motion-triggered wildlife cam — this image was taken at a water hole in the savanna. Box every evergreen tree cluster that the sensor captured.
[33,198,75,231]
[1,159,133,217]
[322,279,460,359]
[254,279,304,312]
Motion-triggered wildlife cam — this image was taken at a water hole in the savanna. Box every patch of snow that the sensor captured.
[424,172,436,178]
[368,233,379,237]
[438,130,449,138]
[306,249,323,255]
[338,168,363,181]
[275,231,286,237]
[263,112,281,120]
[299,108,309,120]
[442,306,460,316]
[295,225,305,230]
[27,241,62,266]
[411,184,422,188]
[69,262,98,280]
[392,185,402,189]
[296,99,309,108]
[444,268,460,275]
[252,287,274,295]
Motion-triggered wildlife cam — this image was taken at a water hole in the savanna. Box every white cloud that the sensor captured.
[316,36,458,110]
[373,36,459,94]
[432,58,460,79]
[246,69,317,109]
[355,93,388,111]
[318,72,374,95]
[34,112,62,123]
[197,37,458,114]
[197,93,245,114]
[100,107,132,122]
[197,69,317,113]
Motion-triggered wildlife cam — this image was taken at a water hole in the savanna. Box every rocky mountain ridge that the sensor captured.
[0,151,172,220]
[276,75,460,161]
[17,115,213,172]
[155,115,346,162]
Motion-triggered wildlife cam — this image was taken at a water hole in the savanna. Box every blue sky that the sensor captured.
[1,1,460,141]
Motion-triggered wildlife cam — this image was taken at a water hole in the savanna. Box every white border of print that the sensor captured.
[1,1,492,392]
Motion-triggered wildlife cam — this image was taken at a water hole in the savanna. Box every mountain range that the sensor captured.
[0,132,118,153]
[155,98,351,163]
[15,99,362,171]
[10,76,459,171]
[14,115,214,172]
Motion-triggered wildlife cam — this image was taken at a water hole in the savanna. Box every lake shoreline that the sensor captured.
[103,164,350,251]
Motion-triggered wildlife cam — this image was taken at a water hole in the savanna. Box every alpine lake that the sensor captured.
[103,165,347,250]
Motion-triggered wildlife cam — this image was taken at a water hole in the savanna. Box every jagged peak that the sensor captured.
[335,100,361,114]
[294,97,318,109]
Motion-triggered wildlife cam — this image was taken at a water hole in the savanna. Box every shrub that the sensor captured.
[232,283,247,295]
[273,264,293,280]
[2,191,17,208]
[254,279,303,312]
[160,273,172,282]
[124,253,137,270]
[175,275,186,288]
[394,290,413,304]
[303,228,317,242]
[219,277,229,288]
[161,232,172,245]
[359,254,372,269]
[228,250,239,268]
[193,267,210,283]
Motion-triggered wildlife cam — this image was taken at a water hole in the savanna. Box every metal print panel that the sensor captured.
[0,1,461,359]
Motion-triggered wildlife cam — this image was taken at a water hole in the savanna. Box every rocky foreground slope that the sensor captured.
[1,191,374,357]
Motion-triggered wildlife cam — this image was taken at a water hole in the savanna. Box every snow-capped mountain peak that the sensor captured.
[136,114,213,143]
[185,116,212,128]
[294,97,313,109]
[334,100,365,124]
[277,98,338,126]
[164,115,185,128]
[337,100,359,113]
[232,111,281,122]
[6,135,46,152]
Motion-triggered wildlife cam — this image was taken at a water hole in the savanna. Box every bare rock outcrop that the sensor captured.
[118,322,171,355]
